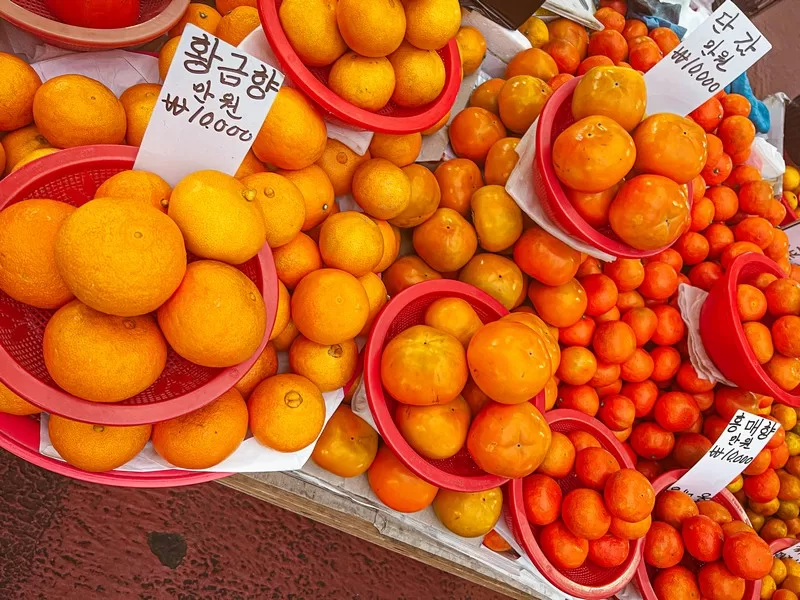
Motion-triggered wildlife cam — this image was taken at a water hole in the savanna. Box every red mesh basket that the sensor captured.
[364,279,547,492]
[0,412,227,487]
[636,469,761,600]
[257,0,462,134]
[770,537,799,554]
[0,0,188,51]
[0,145,279,426]
[699,252,800,407]
[507,408,642,599]
[534,76,693,259]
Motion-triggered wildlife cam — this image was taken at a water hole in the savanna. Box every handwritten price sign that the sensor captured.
[776,543,800,562]
[135,24,284,185]
[784,220,800,266]
[668,410,779,501]
[644,0,771,117]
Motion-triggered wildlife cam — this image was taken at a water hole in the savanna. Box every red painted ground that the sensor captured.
[0,452,506,599]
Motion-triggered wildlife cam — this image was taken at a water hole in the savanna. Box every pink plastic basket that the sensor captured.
[770,537,799,554]
[700,252,800,406]
[0,0,188,51]
[258,0,461,134]
[364,279,547,492]
[0,145,279,426]
[0,412,227,487]
[636,469,761,600]
[534,76,693,259]
[507,409,642,599]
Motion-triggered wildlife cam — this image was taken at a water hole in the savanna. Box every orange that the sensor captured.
[253,88,327,170]
[581,273,619,316]
[434,158,482,216]
[644,522,684,569]
[169,3,220,36]
[358,271,388,335]
[604,468,655,522]
[513,226,581,286]
[403,0,460,51]
[368,133,422,168]
[383,255,441,295]
[44,300,166,403]
[273,232,322,289]
[578,55,615,75]
[562,488,611,540]
[744,321,774,364]
[765,279,800,316]
[605,258,644,293]
[528,278,588,328]
[697,562,745,600]
[497,76,552,134]
[467,320,550,403]
[316,139,370,196]
[505,48,558,81]
[588,29,629,63]
[396,395,470,460]
[249,374,325,451]
[152,388,248,470]
[448,107,506,166]
[622,19,647,41]
[682,514,723,562]
[217,0,257,13]
[241,172,305,248]
[722,532,773,580]
[421,110,450,136]
[553,116,636,193]
[55,198,185,317]
[158,35,180,81]
[456,26,487,75]
[388,42,446,107]
[424,297,483,347]
[0,52,41,131]
[381,324,467,405]
[413,208,477,272]
[272,318,300,352]
[467,401,551,478]
[352,158,412,220]
[575,447,620,490]
[170,170,266,264]
[459,253,526,311]
[484,137,520,186]
[289,336,358,392]
[329,53,396,111]
[272,281,291,345]
[312,405,378,477]
[537,431,576,478]
[571,66,646,132]
[279,0,346,66]
[522,474,562,526]
[319,212,384,276]
[33,75,126,148]
[292,268,369,345]
[337,0,405,57]
[718,115,756,155]
[157,260,266,367]
[0,199,75,309]
[10,147,59,172]
[372,220,401,273]
[390,163,440,227]
[595,7,625,31]
[434,487,503,538]
[0,382,39,416]
[1,124,51,175]
[773,316,800,358]
[118,82,160,147]
[234,343,279,398]
[279,165,336,231]
[588,534,630,569]
[543,39,580,75]
[540,521,590,570]
[216,5,260,45]
[49,416,151,472]
[654,490,699,529]
[96,169,171,213]
[368,445,438,512]
[765,355,800,392]
[734,216,775,250]
[469,78,505,115]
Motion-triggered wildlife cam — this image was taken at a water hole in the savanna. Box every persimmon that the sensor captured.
[523,474,562,526]
[572,67,646,133]
[560,316,596,347]
[697,562,745,600]
[513,226,581,286]
[653,566,701,600]
[633,114,708,184]
[543,39,580,75]
[654,391,700,433]
[617,290,645,311]
[621,348,654,383]
[605,468,655,522]
[448,107,506,166]
[650,345,682,382]
[598,393,636,431]
[367,446,438,513]
[644,522,684,569]
[622,379,659,418]
[459,254,527,311]
[590,361,621,387]
[622,19,647,42]
[610,514,652,540]
[434,158,483,216]
[720,241,763,269]
[718,115,756,155]
[673,433,712,468]
[594,7,625,32]
[629,43,662,72]
[505,48,558,81]
[588,29,629,64]
[537,431,577,479]
[557,384,600,416]
[674,231,709,265]
[738,180,773,217]
[588,535,630,568]
[631,421,675,460]
[702,152,733,186]
[396,396,470,460]
[539,521,589,570]
[575,446,620,489]
[548,18,589,59]
[577,256,603,277]
[469,78,504,115]
[690,197,715,232]
[593,321,637,364]
[528,278,588,328]
[483,138,520,187]
[649,27,680,54]
[577,55,614,75]
[639,261,679,301]
[773,316,800,357]
[557,346,598,386]
[497,75,553,135]
[651,305,685,346]
[562,488,611,540]
[765,278,800,316]
[603,258,644,293]
[691,97,724,132]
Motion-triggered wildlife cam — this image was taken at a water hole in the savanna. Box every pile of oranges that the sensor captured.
[764,552,800,599]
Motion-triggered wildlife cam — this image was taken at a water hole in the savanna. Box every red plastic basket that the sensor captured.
[507,409,642,598]
[0,412,227,487]
[699,252,800,406]
[0,0,188,51]
[257,0,461,134]
[364,279,547,492]
[0,145,279,426]
[770,537,800,554]
[534,76,694,259]
[636,469,761,600]
[781,195,799,226]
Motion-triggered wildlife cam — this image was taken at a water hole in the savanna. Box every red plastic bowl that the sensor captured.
[507,409,642,598]
[770,538,800,555]
[699,252,800,406]
[364,279,547,492]
[534,76,693,259]
[257,0,461,134]
[0,145,279,426]
[0,0,188,51]
[0,412,227,487]
[636,469,761,600]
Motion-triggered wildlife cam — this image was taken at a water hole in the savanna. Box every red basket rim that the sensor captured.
[0,412,228,487]
[770,538,799,554]
[508,409,642,599]
[0,145,279,426]
[699,252,800,406]
[0,0,189,50]
[534,75,693,260]
[635,468,760,600]
[257,0,461,135]
[364,279,530,492]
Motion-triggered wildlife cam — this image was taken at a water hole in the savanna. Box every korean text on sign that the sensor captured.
[667,409,778,501]
[776,543,800,562]
[644,0,771,118]
[135,23,284,186]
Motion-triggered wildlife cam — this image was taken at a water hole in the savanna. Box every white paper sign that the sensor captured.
[668,409,779,501]
[644,0,771,117]
[784,220,800,266]
[134,24,284,185]
[776,543,800,562]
